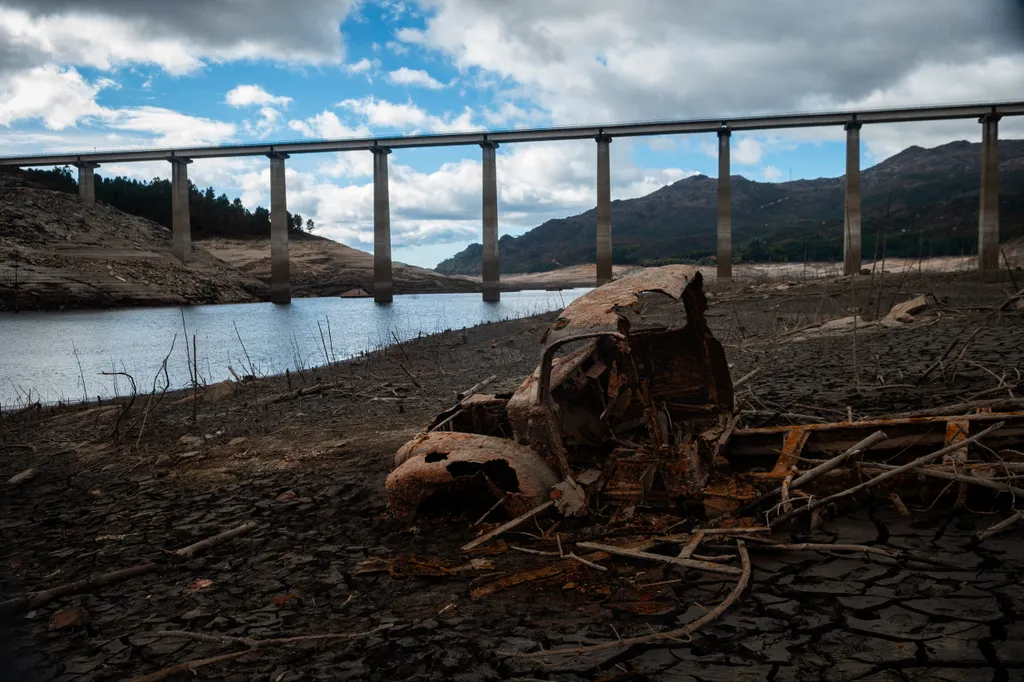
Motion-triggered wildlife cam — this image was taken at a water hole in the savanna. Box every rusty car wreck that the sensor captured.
[387,265,1024,528]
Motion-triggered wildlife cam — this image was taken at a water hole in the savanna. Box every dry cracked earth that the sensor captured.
[1,270,1023,681]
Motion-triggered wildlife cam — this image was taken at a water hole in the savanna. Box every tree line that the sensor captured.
[21,166,316,240]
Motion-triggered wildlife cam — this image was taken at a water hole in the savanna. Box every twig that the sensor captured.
[474,494,508,527]
[463,501,554,551]
[136,624,393,682]
[565,552,607,572]
[977,510,1024,541]
[677,532,704,559]
[946,327,983,383]
[0,521,259,614]
[772,422,1004,525]
[745,538,894,558]
[398,362,422,389]
[917,328,967,384]
[733,367,761,389]
[738,431,887,516]
[575,541,743,576]
[510,541,750,658]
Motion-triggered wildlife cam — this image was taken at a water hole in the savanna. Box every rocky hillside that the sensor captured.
[436,140,1024,275]
[0,171,478,311]
[0,172,268,311]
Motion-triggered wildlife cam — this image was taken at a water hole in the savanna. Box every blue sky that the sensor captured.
[1,0,1023,268]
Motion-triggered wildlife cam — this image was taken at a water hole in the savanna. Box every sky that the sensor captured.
[1,1,1023,268]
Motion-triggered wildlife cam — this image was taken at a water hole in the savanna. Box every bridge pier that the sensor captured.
[481,142,500,302]
[717,128,732,279]
[596,135,612,285]
[372,147,393,304]
[169,158,192,263]
[75,162,99,206]
[843,122,862,276]
[978,114,1001,272]
[269,152,291,304]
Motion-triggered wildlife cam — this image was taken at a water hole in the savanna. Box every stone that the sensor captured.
[178,435,202,448]
[886,295,928,320]
[154,454,173,469]
[49,607,90,630]
[203,380,236,403]
[228,436,248,446]
[7,467,38,485]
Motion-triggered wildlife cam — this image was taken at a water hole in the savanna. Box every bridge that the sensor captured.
[2,101,1022,304]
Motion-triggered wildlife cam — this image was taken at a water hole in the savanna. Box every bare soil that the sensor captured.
[2,270,1023,681]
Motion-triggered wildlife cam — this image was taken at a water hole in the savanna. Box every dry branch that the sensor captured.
[575,541,743,576]
[136,624,393,682]
[772,421,1004,526]
[463,500,554,551]
[0,521,259,614]
[511,541,751,659]
[977,510,1024,541]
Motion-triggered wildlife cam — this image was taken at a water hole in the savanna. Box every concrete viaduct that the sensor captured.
[1,101,1022,304]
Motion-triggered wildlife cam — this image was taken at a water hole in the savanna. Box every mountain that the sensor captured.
[436,140,1024,275]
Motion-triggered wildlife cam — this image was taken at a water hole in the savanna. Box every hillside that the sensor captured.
[205,236,478,297]
[436,140,1024,275]
[0,171,477,310]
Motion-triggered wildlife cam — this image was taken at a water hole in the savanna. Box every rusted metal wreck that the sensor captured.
[386,264,1024,524]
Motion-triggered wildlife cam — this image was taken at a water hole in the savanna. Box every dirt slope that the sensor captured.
[0,174,267,311]
[204,237,479,298]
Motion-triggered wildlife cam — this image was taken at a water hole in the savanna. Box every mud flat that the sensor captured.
[2,269,1023,680]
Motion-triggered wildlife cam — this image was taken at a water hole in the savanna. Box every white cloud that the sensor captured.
[761,165,783,182]
[0,65,111,129]
[387,66,444,89]
[337,96,476,133]
[287,110,372,139]
[0,2,356,77]
[386,40,410,55]
[225,84,292,109]
[105,107,237,146]
[343,57,380,81]
[732,137,764,165]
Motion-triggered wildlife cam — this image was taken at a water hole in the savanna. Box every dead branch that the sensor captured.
[171,521,259,560]
[885,398,1024,419]
[998,288,1024,312]
[977,510,1024,541]
[463,500,554,551]
[744,538,895,558]
[0,521,259,614]
[677,532,704,559]
[132,649,255,682]
[772,421,1004,526]
[858,462,1024,499]
[733,367,762,389]
[740,431,887,516]
[917,328,968,384]
[575,541,743,576]
[511,541,751,659]
[458,374,498,400]
[257,382,346,405]
[398,361,422,389]
[946,327,983,383]
[136,624,393,682]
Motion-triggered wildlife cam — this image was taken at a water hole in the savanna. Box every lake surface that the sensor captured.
[0,289,590,408]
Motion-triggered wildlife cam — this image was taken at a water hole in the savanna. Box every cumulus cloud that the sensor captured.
[761,165,783,183]
[387,66,444,89]
[337,96,476,132]
[0,64,111,129]
[287,110,372,139]
[344,57,381,81]
[400,0,1024,124]
[0,1,356,76]
[104,106,237,146]
[225,85,292,109]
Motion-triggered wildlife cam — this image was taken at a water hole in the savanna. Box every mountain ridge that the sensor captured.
[435,140,1024,275]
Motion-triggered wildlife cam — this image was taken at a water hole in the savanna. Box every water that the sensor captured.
[0,289,590,408]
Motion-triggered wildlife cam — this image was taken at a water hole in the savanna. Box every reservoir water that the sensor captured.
[0,288,590,408]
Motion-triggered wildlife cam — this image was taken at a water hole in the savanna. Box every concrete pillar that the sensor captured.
[978,114,1001,271]
[596,135,612,285]
[372,147,393,304]
[75,162,99,206]
[843,122,862,276]
[169,158,192,263]
[481,141,500,302]
[268,152,291,304]
[717,128,732,279]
